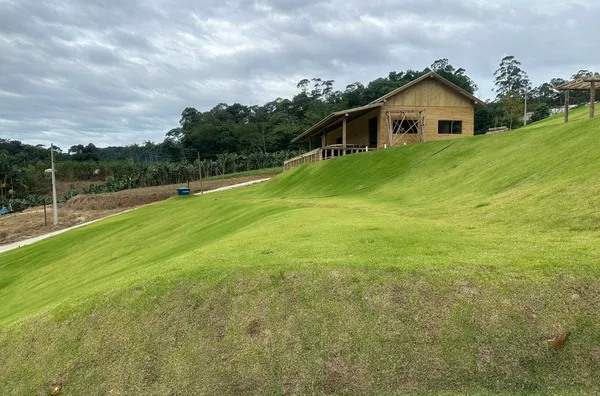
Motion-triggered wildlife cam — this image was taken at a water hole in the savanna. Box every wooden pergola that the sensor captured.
[555,77,600,122]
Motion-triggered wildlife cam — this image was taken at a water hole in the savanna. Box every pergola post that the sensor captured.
[591,81,596,119]
[342,115,347,154]
[556,77,600,122]
[564,90,569,123]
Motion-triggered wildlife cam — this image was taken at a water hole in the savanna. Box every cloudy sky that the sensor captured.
[1,0,598,149]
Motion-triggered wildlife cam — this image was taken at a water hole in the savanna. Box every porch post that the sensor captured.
[564,90,569,123]
[321,134,326,148]
[309,140,312,151]
[590,81,596,119]
[342,115,347,154]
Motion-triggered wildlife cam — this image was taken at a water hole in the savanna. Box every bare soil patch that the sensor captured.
[245,319,261,337]
[324,352,367,394]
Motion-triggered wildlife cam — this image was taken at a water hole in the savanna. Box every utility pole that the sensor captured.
[50,144,58,226]
[197,152,203,194]
[524,85,528,126]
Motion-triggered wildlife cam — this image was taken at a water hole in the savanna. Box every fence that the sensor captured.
[283,145,372,171]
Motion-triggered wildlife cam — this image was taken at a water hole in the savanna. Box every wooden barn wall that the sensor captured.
[388,78,473,108]
[378,78,475,147]
[378,106,475,147]
[324,109,380,147]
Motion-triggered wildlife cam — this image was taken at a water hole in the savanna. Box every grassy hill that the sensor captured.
[2,107,600,395]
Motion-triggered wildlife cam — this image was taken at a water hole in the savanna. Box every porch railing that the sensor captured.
[283,145,372,171]
[283,148,321,171]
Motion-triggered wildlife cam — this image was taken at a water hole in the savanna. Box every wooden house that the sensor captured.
[284,71,483,170]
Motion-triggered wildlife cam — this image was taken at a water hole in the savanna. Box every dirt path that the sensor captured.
[193,178,270,195]
[0,178,270,255]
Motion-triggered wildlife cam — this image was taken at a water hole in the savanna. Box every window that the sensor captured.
[392,119,419,134]
[438,120,462,134]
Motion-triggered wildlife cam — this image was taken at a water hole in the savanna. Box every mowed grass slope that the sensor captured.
[2,107,600,395]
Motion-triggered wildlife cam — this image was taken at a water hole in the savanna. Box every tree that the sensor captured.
[571,70,599,80]
[493,56,531,129]
[0,151,26,197]
[531,103,551,123]
[343,82,365,108]
[501,94,524,129]
[296,79,310,92]
[68,143,101,162]
[430,58,478,94]
[493,56,530,99]
[68,144,85,155]
[475,104,494,134]
[531,83,561,107]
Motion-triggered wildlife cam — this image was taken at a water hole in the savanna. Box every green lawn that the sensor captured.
[2,108,600,395]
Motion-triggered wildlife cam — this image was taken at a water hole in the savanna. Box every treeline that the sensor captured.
[2,57,597,206]
[54,151,288,183]
[169,59,479,160]
[166,57,599,158]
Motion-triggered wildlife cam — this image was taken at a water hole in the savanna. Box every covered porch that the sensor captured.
[285,103,382,171]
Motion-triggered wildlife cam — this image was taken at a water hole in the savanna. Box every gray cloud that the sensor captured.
[0,0,598,149]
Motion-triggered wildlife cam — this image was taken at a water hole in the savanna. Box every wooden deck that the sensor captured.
[284,145,372,171]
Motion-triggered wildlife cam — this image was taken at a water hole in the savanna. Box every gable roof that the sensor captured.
[368,71,484,106]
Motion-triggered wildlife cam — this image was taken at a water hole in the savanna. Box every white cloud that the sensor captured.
[0,0,598,149]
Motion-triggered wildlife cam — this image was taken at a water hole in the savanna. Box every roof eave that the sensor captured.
[291,103,383,144]
[291,113,336,144]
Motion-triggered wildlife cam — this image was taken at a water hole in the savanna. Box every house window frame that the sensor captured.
[438,120,463,135]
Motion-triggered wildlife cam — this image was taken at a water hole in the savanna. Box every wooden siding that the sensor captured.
[378,77,475,147]
[324,109,380,147]
[379,106,474,147]
[387,78,473,108]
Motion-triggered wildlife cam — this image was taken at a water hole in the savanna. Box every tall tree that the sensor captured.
[493,56,530,99]
[531,103,551,123]
[501,94,524,129]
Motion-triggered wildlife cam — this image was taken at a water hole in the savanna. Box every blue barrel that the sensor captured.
[176,187,191,196]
